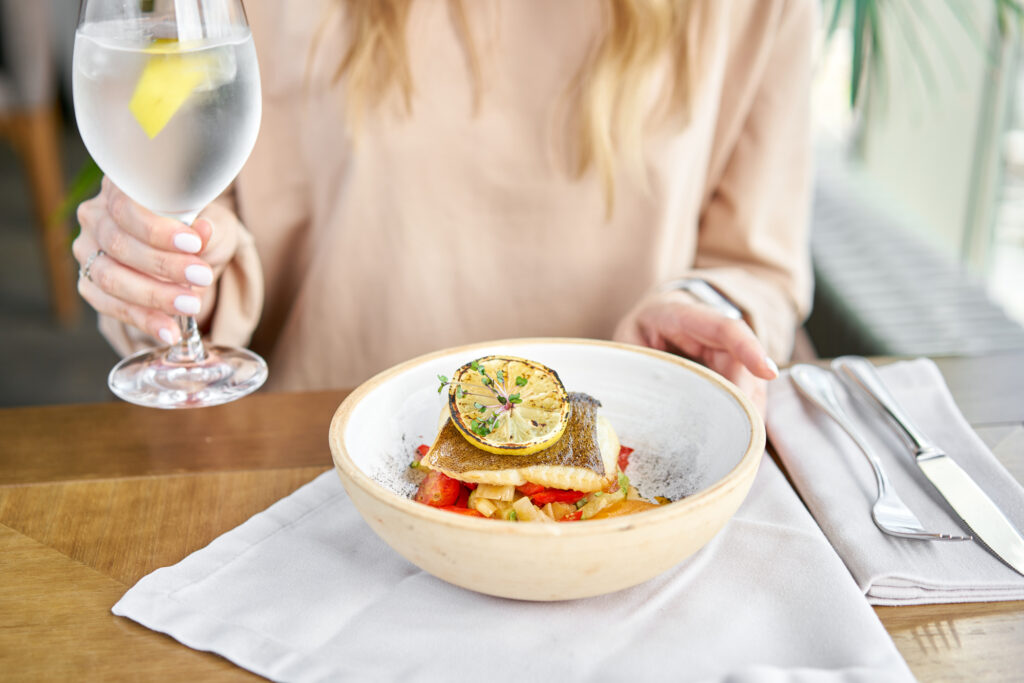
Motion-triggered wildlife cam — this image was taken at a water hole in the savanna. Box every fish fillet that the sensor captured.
[420,392,619,491]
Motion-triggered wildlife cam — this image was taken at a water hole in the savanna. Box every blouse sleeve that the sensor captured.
[683,0,816,362]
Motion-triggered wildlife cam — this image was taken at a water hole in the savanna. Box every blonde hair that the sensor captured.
[317,0,695,214]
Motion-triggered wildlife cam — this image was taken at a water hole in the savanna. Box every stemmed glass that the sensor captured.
[73,0,266,408]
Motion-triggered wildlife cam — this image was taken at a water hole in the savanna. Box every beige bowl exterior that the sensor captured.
[329,339,765,601]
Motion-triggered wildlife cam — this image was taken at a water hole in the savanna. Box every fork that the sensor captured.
[790,364,972,541]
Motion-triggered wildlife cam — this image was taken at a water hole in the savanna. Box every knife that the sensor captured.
[832,356,1024,577]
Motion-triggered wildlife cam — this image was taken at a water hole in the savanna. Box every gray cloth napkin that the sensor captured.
[767,358,1024,605]
[112,458,913,683]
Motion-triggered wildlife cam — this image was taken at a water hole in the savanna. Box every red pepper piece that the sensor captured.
[439,506,485,517]
[558,509,583,522]
[516,482,545,496]
[455,486,470,508]
[415,444,430,460]
[464,482,478,490]
[530,489,587,505]
[617,445,634,472]
[414,470,462,507]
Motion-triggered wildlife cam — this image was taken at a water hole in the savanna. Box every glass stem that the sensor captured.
[167,315,207,363]
[160,211,206,364]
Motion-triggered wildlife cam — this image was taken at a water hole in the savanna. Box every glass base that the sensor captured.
[108,344,268,409]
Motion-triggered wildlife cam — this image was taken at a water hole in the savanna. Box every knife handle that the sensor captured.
[831,356,933,453]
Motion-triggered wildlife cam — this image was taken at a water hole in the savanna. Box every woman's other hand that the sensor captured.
[73,177,238,344]
[613,290,779,416]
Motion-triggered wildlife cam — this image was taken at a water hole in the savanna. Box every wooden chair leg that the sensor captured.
[9,105,79,325]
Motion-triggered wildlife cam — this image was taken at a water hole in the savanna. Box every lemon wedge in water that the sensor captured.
[130,38,213,139]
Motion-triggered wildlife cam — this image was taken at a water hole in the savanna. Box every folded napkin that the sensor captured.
[768,358,1024,605]
[113,458,913,683]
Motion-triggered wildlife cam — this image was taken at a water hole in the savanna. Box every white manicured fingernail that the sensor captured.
[173,233,202,254]
[765,356,779,377]
[174,294,201,315]
[158,328,176,345]
[184,264,213,286]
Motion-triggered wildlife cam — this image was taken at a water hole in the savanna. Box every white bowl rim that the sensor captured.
[329,337,765,536]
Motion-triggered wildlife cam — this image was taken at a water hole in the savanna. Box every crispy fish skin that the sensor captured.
[420,393,619,491]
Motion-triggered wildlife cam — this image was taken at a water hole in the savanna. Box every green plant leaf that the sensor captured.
[826,0,1022,114]
[826,0,845,40]
[994,0,1024,40]
[850,0,869,108]
[887,1,939,100]
[52,158,103,245]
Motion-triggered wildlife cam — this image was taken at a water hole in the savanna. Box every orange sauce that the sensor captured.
[590,499,660,519]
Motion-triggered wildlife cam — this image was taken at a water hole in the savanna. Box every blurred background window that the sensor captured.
[807,0,1024,357]
[994,34,1024,325]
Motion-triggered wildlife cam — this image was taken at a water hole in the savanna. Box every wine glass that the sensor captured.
[73,0,266,408]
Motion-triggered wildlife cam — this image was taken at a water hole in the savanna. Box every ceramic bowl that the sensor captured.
[328,338,764,601]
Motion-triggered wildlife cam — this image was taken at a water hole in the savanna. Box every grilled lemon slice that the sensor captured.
[448,356,570,456]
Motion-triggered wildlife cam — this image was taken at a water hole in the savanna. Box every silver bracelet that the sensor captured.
[660,278,743,320]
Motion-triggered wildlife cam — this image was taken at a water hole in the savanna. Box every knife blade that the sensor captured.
[832,356,1024,576]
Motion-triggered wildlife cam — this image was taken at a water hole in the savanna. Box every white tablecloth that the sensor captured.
[112,455,912,682]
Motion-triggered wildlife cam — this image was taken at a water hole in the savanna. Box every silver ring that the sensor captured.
[79,249,105,283]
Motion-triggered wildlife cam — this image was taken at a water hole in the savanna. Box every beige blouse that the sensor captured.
[103,0,815,393]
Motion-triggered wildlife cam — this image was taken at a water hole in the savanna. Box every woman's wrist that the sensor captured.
[659,278,743,320]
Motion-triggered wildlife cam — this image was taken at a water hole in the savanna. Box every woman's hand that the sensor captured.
[613,290,779,416]
[73,178,239,345]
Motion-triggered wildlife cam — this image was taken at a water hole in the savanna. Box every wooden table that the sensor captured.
[2,354,1022,681]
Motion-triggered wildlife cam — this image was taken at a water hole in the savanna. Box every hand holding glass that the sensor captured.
[73,0,266,408]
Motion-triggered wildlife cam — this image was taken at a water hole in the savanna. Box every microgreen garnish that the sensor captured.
[470,414,499,437]
[436,359,533,437]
